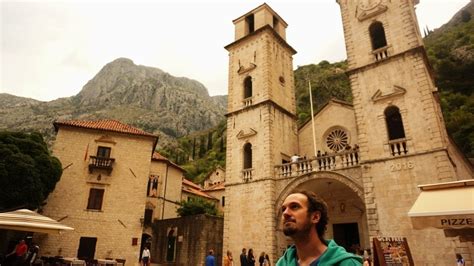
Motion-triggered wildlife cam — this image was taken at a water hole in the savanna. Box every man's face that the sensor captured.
[281,193,319,236]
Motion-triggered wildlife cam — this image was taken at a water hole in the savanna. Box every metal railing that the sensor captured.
[89,156,115,173]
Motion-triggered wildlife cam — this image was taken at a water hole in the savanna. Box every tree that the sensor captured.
[0,132,62,211]
[176,197,218,217]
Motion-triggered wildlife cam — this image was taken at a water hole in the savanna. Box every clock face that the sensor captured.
[358,0,382,10]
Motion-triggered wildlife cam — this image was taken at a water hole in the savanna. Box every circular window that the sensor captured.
[325,128,349,151]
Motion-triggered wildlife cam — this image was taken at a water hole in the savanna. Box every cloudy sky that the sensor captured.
[1,0,470,101]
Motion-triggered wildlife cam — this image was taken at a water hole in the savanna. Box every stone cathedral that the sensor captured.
[223,1,473,265]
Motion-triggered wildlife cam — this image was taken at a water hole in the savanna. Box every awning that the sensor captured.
[0,209,74,234]
[408,180,474,230]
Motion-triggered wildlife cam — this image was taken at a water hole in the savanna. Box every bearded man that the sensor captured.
[276,190,362,266]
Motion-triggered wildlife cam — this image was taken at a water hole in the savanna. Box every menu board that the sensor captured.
[373,237,414,266]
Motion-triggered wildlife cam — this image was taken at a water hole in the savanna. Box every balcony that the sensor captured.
[275,150,360,178]
[372,46,389,61]
[89,156,115,174]
[388,138,408,156]
[242,168,253,182]
[242,97,253,107]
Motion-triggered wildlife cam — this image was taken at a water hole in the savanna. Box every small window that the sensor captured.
[273,15,279,29]
[222,196,225,207]
[144,209,153,225]
[97,146,111,158]
[246,14,255,34]
[243,143,252,169]
[244,76,253,99]
[385,106,406,140]
[369,21,387,50]
[87,188,104,210]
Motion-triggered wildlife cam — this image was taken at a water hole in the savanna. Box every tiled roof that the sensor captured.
[182,179,217,200]
[54,119,157,138]
[152,152,185,172]
[203,182,225,191]
[182,178,202,190]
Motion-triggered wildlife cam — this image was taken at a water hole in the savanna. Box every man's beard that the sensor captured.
[283,219,313,236]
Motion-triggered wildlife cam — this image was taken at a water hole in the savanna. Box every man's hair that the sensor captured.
[293,190,328,241]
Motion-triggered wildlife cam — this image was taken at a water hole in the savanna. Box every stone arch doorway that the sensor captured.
[275,171,369,256]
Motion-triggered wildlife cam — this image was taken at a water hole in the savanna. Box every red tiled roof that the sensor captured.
[54,119,157,138]
[182,179,217,200]
[152,152,185,172]
[182,178,202,190]
[203,182,225,191]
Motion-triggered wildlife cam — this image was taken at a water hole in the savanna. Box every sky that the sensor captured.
[0,0,470,101]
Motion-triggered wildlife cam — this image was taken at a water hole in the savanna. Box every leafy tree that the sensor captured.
[176,197,218,216]
[0,132,62,210]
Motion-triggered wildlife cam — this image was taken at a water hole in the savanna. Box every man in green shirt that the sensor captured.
[277,191,362,266]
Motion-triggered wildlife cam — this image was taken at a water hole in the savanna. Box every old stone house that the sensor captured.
[223,2,473,265]
[36,120,185,265]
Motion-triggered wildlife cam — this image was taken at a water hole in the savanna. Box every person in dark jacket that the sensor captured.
[259,252,265,266]
[276,190,362,266]
[240,248,248,266]
[247,249,256,266]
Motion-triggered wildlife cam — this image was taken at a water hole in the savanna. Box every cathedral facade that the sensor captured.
[223,1,473,265]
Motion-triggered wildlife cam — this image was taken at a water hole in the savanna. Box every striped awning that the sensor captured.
[0,209,74,234]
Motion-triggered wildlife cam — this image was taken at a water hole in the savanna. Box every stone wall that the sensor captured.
[151,214,223,266]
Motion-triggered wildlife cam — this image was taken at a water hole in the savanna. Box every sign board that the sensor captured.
[373,237,414,266]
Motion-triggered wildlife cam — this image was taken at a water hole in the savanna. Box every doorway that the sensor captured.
[77,237,97,260]
[333,223,360,253]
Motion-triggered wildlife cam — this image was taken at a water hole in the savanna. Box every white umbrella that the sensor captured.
[0,209,74,234]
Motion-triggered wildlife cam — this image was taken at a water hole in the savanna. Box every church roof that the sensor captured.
[298,98,353,130]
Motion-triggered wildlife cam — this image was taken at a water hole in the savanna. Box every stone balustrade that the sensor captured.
[274,150,360,177]
[242,168,253,181]
[388,138,408,156]
[242,97,253,107]
[372,46,389,61]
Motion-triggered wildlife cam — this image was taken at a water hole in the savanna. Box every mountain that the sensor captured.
[0,58,227,146]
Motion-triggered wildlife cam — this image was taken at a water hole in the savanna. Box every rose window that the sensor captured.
[326,129,349,151]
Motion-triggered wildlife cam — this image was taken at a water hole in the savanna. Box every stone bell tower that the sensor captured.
[223,3,298,261]
[337,0,473,264]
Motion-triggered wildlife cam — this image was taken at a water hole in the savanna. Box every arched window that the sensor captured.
[385,106,406,140]
[243,143,252,169]
[244,76,252,99]
[369,22,387,50]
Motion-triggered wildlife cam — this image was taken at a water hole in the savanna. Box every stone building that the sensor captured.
[35,120,185,265]
[223,2,473,265]
[203,167,226,214]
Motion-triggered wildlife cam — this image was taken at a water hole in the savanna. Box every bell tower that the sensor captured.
[223,3,298,261]
[337,0,473,264]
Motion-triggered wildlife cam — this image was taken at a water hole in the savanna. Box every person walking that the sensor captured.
[224,250,234,266]
[263,254,271,266]
[247,249,256,266]
[206,249,216,266]
[240,248,248,266]
[259,252,265,266]
[456,254,465,266]
[276,190,362,266]
[141,246,151,266]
